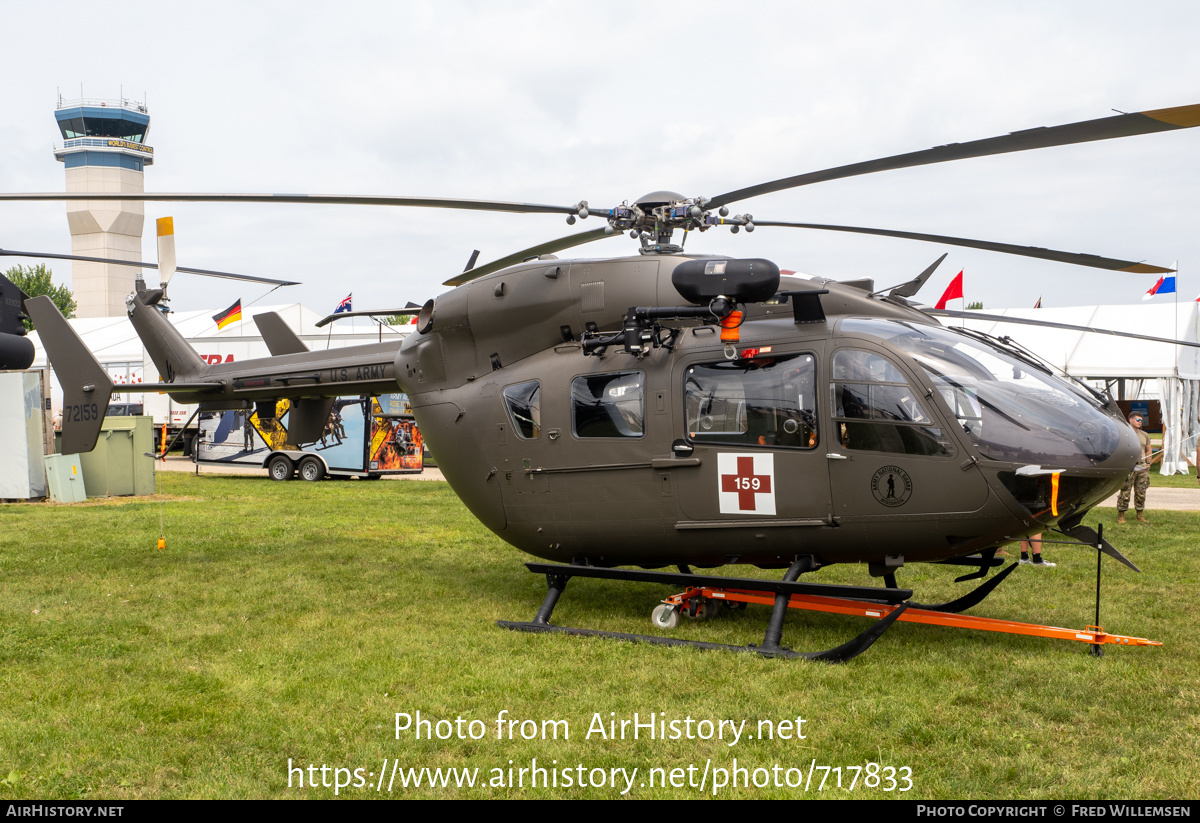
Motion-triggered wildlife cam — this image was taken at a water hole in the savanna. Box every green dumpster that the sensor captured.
[76,416,156,497]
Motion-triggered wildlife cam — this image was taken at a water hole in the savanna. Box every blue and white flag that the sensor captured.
[333,293,352,314]
[1143,276,1176,300]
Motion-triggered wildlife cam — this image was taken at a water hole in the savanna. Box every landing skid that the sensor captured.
[887,561,1020,613]
[498,561,911,663]
[499,558,1161,660]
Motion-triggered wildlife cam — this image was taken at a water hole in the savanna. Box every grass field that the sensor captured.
[0,473,1197,799]
[1149,465,1200,489]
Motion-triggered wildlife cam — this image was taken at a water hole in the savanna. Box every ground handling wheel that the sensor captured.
[298,456,325,482]
[688,598,722,621]
[651,604,679,630]
[268,455,294,481]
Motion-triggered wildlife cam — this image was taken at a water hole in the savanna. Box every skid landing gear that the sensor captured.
[498,556,1162,660]
[498,561,913,663]
[885,561,1020,613]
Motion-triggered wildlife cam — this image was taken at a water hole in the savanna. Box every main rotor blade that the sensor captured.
[709,103,1200,209]
[443,227,617,286]
[751,221,1173,273]
[0,248,300,286]
[929,308,1200,348]
[0,192,581,215]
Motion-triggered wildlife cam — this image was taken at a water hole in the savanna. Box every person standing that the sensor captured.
[1117,412,1153,524]
[1019,533,1054,567]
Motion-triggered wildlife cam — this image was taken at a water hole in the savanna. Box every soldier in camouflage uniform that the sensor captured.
[1117,412,1152,524]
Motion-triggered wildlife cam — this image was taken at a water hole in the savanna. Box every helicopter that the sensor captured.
[0,273,36,370]
[11,101,1200,661]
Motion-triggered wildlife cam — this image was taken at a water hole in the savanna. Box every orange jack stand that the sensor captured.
[663,587,1161,649]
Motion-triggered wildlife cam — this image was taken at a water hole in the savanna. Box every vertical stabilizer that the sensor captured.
[25,295,112,454]
[253,311,309,355]
[127,288,207,384]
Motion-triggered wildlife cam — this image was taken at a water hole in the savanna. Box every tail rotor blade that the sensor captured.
[156,216,177,287]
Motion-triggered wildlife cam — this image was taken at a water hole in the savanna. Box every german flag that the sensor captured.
[213,299,242,330]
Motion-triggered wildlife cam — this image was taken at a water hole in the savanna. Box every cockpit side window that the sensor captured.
[571,372,644,438]
[503,380,541,439]
[831,349,954,456]
[685,353,818,449]
[839,318,1123,466]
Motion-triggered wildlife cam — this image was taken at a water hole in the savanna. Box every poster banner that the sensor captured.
[197,394,422,474]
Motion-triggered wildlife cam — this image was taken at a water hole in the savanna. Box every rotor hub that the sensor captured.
[592,192,754,255]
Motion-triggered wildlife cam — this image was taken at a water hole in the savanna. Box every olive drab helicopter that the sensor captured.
[0,273,36,370]
[10,102,1200,661]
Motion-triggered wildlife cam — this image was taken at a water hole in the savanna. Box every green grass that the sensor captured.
[0,474,1197,799]
[1148,465,1200,488]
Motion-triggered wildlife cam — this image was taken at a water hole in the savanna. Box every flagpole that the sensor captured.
[1173,261,1180,476]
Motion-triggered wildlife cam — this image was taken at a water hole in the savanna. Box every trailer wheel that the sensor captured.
[298,456,325,482]
[268,455,294,481]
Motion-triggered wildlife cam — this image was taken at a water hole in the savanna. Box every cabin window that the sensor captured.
[502,380,542,439]
[839,317,1123,466]
[571,372,644,438]
[684,353,818,449]
[831,349,953,456]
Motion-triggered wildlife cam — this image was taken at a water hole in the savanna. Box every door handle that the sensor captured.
[826,453,848,460]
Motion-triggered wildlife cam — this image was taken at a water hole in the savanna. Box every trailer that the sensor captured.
[195,392,422,480]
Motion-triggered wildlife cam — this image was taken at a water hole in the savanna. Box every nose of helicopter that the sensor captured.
[1104,417,1145,473]
[995,414,1143,528]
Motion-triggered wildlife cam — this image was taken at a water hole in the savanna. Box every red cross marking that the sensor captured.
[720,456,772,510]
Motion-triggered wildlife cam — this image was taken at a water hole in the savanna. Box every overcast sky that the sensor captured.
[2,1,1199,318]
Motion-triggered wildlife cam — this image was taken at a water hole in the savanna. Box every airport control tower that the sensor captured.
[53,95,154,318]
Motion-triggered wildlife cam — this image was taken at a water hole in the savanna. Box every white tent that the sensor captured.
[956,302,1200,474]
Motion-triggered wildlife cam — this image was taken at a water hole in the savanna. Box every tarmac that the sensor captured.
[1099,486,1200,512]
[153,455,1200,509]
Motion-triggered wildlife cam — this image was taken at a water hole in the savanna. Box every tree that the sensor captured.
[966,301,984,310]
[5,264,76,330]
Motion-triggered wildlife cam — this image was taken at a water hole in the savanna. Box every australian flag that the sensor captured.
[333,293,352,314]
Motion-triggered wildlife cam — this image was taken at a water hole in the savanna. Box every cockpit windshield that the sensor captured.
[839,319,1121,466]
